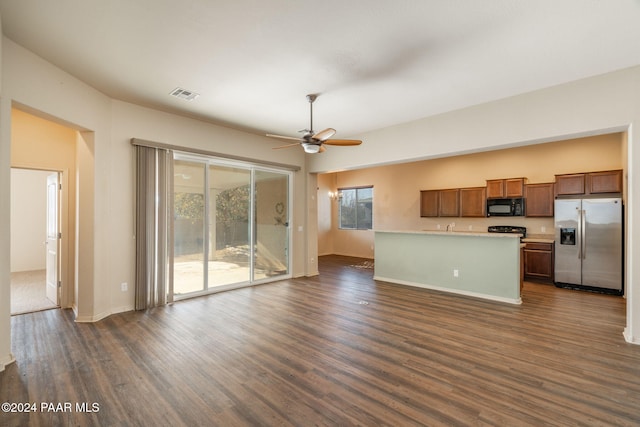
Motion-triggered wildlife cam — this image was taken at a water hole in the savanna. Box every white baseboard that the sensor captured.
[374,275,522,305]
[74,309,112,323]
[623,327,640,345]
[0,352,15,372]
[72,304,134,323]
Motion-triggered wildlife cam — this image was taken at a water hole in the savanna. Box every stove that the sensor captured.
[487,225,527,238]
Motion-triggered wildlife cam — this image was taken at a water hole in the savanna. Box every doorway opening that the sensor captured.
[10,168,61,315]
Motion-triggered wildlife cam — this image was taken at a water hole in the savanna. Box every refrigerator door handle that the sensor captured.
[577,208,583,260]
[581,209,586,259]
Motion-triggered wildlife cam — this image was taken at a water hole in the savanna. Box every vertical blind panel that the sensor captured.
[135,145,171,310]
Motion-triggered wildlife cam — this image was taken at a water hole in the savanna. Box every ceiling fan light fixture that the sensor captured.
[302,142,321,154]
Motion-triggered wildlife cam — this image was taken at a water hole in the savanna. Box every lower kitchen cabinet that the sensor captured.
[524,242,554,283]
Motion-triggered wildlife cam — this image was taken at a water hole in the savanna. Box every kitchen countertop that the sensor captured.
[522,234,555,244]
[377,229,523,238]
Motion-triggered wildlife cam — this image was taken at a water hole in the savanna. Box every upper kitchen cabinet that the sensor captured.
[486,178,526,198]
[588,170,623,194]
[460,187,486,217]
[555,170,622,196]
[420,190,439,217]
[554,173,585,195]
[420,189,460,217]
[525,183,554,217]
[439,189,460,217]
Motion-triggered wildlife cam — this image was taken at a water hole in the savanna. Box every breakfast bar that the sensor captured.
[374,230,522,304]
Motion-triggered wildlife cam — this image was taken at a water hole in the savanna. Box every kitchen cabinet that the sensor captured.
[555,170,622,196]
[420,190,439,217]
[460,187,486,217]
[555,173,585,195]
[439,189,460,217]
[524,242,554,283]
[486,178,525,198]
[588,170,622,194]
[420,189,459,217]
[525,183,554,217]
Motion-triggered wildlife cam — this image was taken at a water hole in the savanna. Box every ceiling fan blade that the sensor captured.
[312,128,336,141]
[266,133,304,142]
[272,142,301,149]
[323,139,362,146]
[319,145,326,153]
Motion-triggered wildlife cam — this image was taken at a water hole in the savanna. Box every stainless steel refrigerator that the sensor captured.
[554,198,623,294]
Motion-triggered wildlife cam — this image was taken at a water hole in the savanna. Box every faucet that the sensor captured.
[446,223,455,232]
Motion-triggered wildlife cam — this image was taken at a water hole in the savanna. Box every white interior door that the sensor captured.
[45,173,59,305]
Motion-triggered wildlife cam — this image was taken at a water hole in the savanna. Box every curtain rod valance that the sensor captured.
[130,138,301,171]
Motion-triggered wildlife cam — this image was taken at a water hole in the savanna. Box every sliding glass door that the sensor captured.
[253,169,289,281]
[173,160,206,295]
[208,165,251,287]
[173,156,290,299]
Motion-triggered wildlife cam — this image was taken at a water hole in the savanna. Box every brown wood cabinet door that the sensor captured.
[439,189,460,217]
[524,243,554,282]
[525,183,554,217]
[420,190,439,217]
[486,179,504,198]
[460,187,486,217]
[555,173,585,195]
[588,170,622,194]
[505,178,524,197]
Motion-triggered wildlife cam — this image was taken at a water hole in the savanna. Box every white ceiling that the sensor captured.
[1,0,640,140]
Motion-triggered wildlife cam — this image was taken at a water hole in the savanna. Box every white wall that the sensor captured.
[308,66,640,346]
[0,15,13,371]
[10,168,49,272]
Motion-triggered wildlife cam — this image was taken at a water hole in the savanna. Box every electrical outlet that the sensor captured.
[121,282,128,292]
[453,269,459,278]
[436,224,441,230]
[541,226,546,233]
[468,225,473,230]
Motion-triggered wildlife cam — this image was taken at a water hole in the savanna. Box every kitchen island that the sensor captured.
[374,230,522,304]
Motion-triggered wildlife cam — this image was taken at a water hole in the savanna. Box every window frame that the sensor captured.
[338,185,373,230]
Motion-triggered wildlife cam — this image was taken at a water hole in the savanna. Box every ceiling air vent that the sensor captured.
[170,87,200,101]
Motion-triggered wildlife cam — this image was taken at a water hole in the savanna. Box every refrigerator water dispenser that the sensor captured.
[560,228,576,245]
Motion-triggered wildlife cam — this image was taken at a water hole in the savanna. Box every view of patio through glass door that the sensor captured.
[172,157,290,298]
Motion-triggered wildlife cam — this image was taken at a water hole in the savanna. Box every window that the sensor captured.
[339,186,373,230]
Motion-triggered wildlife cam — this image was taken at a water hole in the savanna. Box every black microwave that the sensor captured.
[486,197,525,217]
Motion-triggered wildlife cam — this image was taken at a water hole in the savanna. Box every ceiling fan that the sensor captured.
[266,94,362,154]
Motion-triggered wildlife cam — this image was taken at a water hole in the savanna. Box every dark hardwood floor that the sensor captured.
[1,255,639,426]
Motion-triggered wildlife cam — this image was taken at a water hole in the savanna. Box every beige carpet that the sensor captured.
[10,270,58,315]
